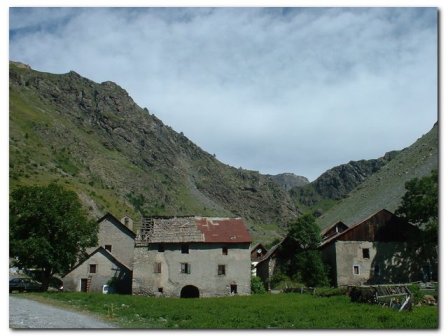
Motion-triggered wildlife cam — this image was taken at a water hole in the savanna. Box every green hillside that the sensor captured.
[9,61,297,243]
[9,61,438,242]
[315,123,438,229]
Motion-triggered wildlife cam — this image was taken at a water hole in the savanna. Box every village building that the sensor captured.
[250,243,268,277]
[319,209,424,287]
[251,239,286,290]
[62,213,135,293]
[132,216,252,298]
[321,221,348,241]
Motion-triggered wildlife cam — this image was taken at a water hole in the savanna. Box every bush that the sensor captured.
[348,287,377,304]
[408,284,424,303]
[251,276,266,294]
[315,287,347,297]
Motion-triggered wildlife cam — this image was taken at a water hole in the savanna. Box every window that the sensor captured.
[230,284,238,294]
[89,264,97,273]
[222,247,228,255]
[158,244,165,252]
[181,263,191,274]
[181,244,189,254]
[353,265,360,275]
[105,245,112,252]
[362,248,370,259]
[154,262,162,274]
[218,264,226,276]
[158,287,164,293]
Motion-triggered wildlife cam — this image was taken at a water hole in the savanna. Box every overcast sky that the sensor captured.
[9,7,437,181]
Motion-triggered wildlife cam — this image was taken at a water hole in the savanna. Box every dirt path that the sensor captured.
[9,295,117,329]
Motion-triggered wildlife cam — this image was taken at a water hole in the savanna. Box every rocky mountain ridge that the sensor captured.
[9,61,438,242]
[9,61,300,242]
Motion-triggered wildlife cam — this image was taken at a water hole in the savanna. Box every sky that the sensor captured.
[8,7,438,181]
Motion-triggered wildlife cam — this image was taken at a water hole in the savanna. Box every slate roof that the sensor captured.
[136,216,251,244]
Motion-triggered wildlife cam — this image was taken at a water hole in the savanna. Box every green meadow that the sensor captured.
[20,292,437,329]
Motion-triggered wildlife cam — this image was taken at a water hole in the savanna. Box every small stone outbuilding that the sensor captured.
[63,213,135,293]
[62,246,132,293]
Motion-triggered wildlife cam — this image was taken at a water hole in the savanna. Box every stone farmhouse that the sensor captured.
[252,209,430,289]
[133,216,252,298]
[62,214,252,297]
[319,209,425,287]
[63,213,135,293]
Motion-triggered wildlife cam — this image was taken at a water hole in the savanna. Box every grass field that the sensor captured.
[20,292,438,329]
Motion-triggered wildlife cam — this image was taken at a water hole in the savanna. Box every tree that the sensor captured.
[396,170,438,244]
[282,214,329,287]
[288,214,321,250]
[395,170,438,280]
[10,184,98,290]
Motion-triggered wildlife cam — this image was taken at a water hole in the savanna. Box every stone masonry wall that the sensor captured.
[133,243,251,297]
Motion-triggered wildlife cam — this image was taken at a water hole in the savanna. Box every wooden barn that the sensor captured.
[319,209,431,287]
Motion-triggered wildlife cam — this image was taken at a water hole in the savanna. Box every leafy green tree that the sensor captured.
[396,170,438,280]
[396,170,438,245]
[10,184,98,290]
[282,214,329,287]
[288,214,321,250]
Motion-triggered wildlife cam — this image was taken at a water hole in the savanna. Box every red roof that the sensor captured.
[195,217,252,243]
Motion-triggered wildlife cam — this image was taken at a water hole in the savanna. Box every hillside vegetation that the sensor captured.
[315,123,438,229]
[9,61,298,242]
[9,61,438,241]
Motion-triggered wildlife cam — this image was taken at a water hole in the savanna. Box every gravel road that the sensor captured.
[9,295,117,329]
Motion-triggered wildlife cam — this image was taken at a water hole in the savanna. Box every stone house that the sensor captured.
[132,216,252,298]
[253,243,281,290]
[62,213,135,293]
[319,209,424,287]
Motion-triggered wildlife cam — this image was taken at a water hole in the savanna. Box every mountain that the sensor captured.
[315,123,438,229]
[9,61,299,242]
[9,61,438,243]
[268,173,309,191]
[289,151,400,215]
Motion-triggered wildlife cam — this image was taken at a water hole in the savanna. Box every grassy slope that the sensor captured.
[316,123,438,229]
[9,62,296,243]
[22,292,437,329]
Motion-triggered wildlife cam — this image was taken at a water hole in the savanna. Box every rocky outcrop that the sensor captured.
[268,173,309,191]
[9,61,300,233]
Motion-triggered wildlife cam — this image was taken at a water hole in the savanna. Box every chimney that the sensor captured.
[121,215,133,232]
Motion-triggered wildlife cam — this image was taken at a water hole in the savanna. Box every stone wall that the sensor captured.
[133,242,251,297]
[87,217,135,268]
[332,241,424,286]
[63,249,132,294]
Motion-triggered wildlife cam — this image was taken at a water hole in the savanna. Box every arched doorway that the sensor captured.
[180,285,200,298]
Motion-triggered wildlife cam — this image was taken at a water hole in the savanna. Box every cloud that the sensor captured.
[9,7,437,180]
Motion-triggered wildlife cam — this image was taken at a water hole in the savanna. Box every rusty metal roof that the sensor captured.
[195,217,252,243]
[136,216,251,244]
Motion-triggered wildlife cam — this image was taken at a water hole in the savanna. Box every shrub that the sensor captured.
[251,276,266,294]
[348,287,377,304]
[408,284,424,303]
[315,287,347,297]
